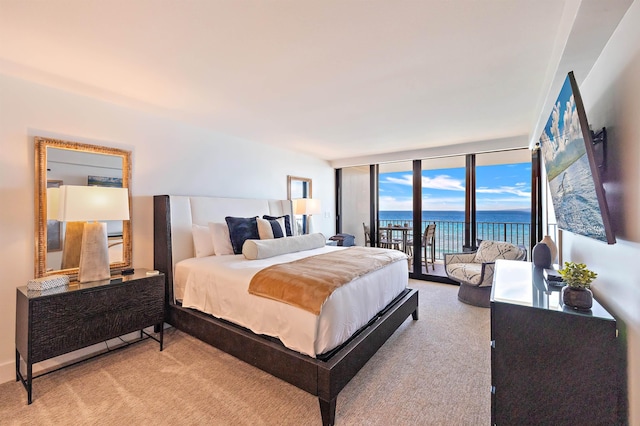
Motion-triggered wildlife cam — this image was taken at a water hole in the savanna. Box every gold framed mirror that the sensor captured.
[287,175,312,200]
[287,175,313,234]
[35,137,132,278]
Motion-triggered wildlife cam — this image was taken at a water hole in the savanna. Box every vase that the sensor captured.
[540,235,558,264]
[532,242,552,268]
[562,286,593,310]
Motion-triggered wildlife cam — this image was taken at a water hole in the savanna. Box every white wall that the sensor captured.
[0,74,335,383]
[340,166,371,246]
[559,2,640,424]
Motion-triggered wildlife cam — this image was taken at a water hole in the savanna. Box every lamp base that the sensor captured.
[60,221,84,269]
[78,222,110,283]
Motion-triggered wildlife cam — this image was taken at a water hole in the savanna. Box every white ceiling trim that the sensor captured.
[330,134,529,169]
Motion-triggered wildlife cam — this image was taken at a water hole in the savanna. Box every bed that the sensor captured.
[153,195,419,425]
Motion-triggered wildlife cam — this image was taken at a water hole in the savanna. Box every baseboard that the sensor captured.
[0,359,15,384]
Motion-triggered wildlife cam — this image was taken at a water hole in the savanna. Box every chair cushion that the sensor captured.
[445,252,477,264]
[474,240,525,263]
[446,263,484,286]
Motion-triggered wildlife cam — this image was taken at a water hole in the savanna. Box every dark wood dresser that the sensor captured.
[15,269,164,404]
[490,260,625,425]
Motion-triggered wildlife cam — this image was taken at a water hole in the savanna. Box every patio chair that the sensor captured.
[422,224,436,271]
[363,222,402,250]
[444,240,527,307]
[379,225,401,250]
[362,223,371,246]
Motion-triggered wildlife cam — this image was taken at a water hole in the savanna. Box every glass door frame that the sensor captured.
[408,159,460,283]
[335,149,541,282]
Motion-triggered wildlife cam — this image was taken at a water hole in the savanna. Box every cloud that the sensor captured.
[565,94,581,142]
[476,196,531,210]
[383,175,412,186]
[541,93,579,166]
[423,175,465,191]
[380,192,530,211]
[379,194,467,211]
[384,173,528,197]
[550,101,562,146]
[540,131,554,165]
[379,195,413,211]
[477,186,530,197]
[384,174,465,191]
[421,195,467,211]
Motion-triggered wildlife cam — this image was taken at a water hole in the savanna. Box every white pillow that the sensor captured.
[256,217,275,239]
[208,222,234,256]
[243,233,326,260]
[192,224,214,258]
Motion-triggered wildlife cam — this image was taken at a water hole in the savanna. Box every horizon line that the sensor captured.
[380,208,531,212]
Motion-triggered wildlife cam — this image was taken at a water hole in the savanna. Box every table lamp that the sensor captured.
[46,187,60,220]
[57,185,130,282]
[294,198,321,234]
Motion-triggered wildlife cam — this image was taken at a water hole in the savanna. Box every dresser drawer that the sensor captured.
[28,276,164,362]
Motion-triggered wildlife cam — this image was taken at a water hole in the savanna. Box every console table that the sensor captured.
[490,260,625,425]
[15,269,164,404]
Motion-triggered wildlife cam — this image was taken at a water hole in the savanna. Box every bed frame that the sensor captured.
[153,195,418,425]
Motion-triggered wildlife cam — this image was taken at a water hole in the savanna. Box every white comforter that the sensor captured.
[175,246,408,357]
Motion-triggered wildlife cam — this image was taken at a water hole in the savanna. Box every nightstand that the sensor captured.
[15,269,165,404]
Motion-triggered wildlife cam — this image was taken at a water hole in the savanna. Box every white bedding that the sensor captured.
[175,246,408,357]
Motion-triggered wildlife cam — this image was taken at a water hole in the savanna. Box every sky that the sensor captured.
[539,73,584,172]
[379,162,531,211]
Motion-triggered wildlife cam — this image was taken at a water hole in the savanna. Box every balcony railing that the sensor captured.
[377,219,531,261]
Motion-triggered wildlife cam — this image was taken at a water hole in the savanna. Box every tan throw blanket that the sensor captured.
[248,247,407,315]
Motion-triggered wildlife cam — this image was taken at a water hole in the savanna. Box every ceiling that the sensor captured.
[0,1,633,165]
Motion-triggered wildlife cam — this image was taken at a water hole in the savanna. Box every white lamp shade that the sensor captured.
[294,198,321,215]
[58,185,130,222]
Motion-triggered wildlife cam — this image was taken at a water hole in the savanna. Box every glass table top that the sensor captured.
[491,259,613,320]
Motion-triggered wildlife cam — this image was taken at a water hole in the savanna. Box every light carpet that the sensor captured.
[0,280,491,425]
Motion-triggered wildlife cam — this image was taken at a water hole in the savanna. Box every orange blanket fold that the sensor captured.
[248,247,407,315]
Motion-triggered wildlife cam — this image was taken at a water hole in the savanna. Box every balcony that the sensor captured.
[375,219,531,277]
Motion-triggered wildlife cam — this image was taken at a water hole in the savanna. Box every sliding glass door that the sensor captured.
[377,161,414,265]
[475,150,532,256]
[336,148,533,282]
[414,156,467,279]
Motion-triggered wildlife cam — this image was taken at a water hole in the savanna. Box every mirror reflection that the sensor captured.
[287,175,312,200]
[35,137,132,278]
[287,175,312,235]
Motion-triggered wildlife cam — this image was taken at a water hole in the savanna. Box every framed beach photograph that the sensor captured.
[88,175,123,187]
[538,72,615,244]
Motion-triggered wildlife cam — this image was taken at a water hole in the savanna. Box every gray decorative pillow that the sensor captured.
[243,233,326,260]
[225,216,259,254]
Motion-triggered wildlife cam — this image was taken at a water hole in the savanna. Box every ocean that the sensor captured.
[379,210,530,224]
[378,210,531,256]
